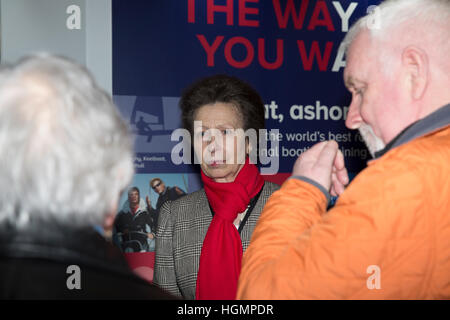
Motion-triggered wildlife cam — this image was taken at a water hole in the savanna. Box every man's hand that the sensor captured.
[146,196,151,208]
[292,140,349,196]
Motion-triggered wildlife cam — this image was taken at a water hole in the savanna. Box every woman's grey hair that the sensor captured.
[0,53,134,228]
[341,0,450,70]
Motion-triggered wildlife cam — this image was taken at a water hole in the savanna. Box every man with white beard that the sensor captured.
[237,0,450,299]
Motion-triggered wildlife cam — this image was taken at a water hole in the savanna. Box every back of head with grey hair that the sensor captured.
[0,53,134,228]
[342,0,450,71]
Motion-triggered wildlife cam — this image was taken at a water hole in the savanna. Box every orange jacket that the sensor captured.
[237,125,450,299]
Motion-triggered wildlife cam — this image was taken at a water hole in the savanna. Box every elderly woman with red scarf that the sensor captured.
[153,75,279,300]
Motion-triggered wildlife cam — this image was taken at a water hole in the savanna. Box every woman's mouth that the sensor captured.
[209,160,224,167]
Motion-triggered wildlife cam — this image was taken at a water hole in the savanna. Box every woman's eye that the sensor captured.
[197,131,207,139]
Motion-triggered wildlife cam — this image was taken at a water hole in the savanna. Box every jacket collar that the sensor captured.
[374,103,450,158]
[0,217,130,274]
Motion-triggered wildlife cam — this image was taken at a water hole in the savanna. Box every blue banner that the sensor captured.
[112,0,381,184]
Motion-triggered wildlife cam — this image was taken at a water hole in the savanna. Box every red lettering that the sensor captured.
[297,40,333,71]
[239,0,260,27]
[258,38,283,70]
[307,0,335,31]
[272,0,309,29]
[207,0,234,25]
[224,37,254,68]
[197,35,225,66]
[188,0,195,23]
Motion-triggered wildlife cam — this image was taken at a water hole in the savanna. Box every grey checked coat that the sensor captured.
[153,181,279,299]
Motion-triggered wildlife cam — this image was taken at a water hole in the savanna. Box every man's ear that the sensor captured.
[401,46,428,100]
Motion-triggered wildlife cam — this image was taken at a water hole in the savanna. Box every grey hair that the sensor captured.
[341,0,450,70]
[0,53,134,228]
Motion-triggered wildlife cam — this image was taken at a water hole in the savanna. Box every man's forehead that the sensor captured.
[343,62,359,88]
[343,33,372,86]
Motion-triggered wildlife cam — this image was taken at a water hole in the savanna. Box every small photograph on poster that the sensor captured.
[113,95,194,173]
[112,173,189,253]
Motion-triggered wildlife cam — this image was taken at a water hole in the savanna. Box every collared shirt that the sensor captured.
[130,204,139,215]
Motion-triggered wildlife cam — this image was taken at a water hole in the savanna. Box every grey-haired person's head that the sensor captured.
[341,0,450,73]
[0,53,134,228]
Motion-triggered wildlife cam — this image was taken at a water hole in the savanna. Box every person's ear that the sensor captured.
[103,212,115,231]
[401,46,428,100]
[103,201,118,233]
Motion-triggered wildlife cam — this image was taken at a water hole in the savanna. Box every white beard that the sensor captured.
[358,123,386,158]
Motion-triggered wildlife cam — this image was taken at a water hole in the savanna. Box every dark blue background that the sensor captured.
[113,0,381,175]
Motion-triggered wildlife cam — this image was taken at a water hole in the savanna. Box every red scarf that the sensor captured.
[196,158,264,300]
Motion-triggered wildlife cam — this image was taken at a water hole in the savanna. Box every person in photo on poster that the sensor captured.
[113,186,156,253]
[146,177,186,232]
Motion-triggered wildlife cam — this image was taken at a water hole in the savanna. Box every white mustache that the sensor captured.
[358,123,386,158]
